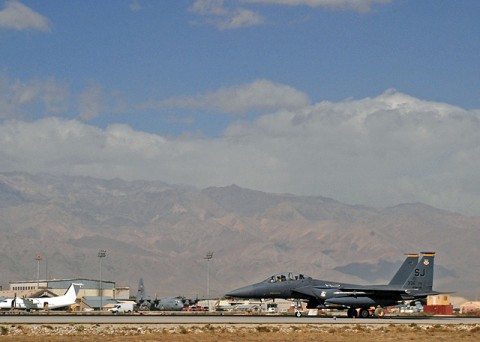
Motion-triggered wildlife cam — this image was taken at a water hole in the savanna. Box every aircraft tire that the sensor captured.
[347,308,357,318]
[295,311,302,318]
[374,308,385,317]
[359,308,370,318]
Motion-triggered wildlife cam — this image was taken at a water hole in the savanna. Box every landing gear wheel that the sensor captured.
[374,308,385,317]
[295,311,302,318]
[359,308,370,318]
[347,308,357,318]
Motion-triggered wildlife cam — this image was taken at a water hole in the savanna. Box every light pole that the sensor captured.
[97,249,107,312]
[35,255,42,289]
[204,251,214,311]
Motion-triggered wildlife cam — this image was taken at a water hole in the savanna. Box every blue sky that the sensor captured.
[1,0,480,215]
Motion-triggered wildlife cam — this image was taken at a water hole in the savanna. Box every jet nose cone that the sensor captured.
[226,285,255,298]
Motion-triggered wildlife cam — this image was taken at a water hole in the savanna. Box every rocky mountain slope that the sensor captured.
[0,172,478,299]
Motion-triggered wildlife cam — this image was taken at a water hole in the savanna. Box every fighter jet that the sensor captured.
[226,252,442,318]
[136,278,191,311]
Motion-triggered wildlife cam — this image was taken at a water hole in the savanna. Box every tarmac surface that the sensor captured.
[0,314,479,326]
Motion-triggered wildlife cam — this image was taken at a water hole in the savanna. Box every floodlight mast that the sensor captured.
[35,255,42,289]
[98,249,107,311]
[204,251,214,311]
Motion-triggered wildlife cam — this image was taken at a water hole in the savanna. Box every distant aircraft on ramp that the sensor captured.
[0,283,82,311]
[136,278,194,311]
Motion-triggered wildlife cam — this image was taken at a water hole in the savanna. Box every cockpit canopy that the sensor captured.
[263,272,311,283]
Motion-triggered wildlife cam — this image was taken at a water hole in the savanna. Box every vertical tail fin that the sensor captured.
[402,252,435,291]
[63,283,82,302]
[389,253,419,286]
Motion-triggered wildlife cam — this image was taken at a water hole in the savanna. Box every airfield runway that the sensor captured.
[0,313,479,325]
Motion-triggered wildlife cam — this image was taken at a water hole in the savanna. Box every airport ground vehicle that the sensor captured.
[108,302,134,313]
[266,303,278,313]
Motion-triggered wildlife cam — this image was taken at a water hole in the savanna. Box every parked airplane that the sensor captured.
[226,252,442,318]
[0,283,82,311]
[136,278,190,311]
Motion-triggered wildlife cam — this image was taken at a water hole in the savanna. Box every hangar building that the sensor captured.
[4,278,129,300]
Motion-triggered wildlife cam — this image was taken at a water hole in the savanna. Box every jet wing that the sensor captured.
[333,285,453,296]
[292,284,410,300]
[336,284,405,291]
[306,284,452,300]
[328,285,411,298]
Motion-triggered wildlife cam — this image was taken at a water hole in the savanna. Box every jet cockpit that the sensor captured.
[263,272,311,283]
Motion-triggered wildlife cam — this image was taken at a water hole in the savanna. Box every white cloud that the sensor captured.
[2,90,480,216]
[189,0,391,29]
[129,0,144,12]
[78,84,105,121]
[242,0,391,12]
[0,75,128,121]
[76,84,128,121]
[190,0,264,29]
[0,0,51,31]
[0,75,69,118]
[219,7,264,29]
[154,79,310,115]
[42,79,70,113]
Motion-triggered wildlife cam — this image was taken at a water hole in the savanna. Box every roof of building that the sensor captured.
[10,278,116,289]
[82,296,118,309]
[0,289,59,299]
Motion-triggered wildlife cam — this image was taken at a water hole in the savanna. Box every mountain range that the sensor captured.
[0,172,478,299]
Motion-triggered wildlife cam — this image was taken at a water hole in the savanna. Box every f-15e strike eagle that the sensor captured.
[227,252,445,318]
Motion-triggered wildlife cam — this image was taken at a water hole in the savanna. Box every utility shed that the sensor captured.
[427,294,451,306]
[424,294,453,315]
[423,305,453,315]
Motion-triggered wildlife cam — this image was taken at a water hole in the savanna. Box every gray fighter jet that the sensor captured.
[227,252,442,318]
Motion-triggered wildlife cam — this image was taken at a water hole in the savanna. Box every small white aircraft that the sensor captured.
[0,283,82,310]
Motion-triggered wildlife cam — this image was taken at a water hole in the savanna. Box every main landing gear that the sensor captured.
[347,307,385,318]
[347,307,358,318]
[294,306,386,319]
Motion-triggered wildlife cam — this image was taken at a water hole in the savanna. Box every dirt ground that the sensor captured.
[0,323,479,341]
